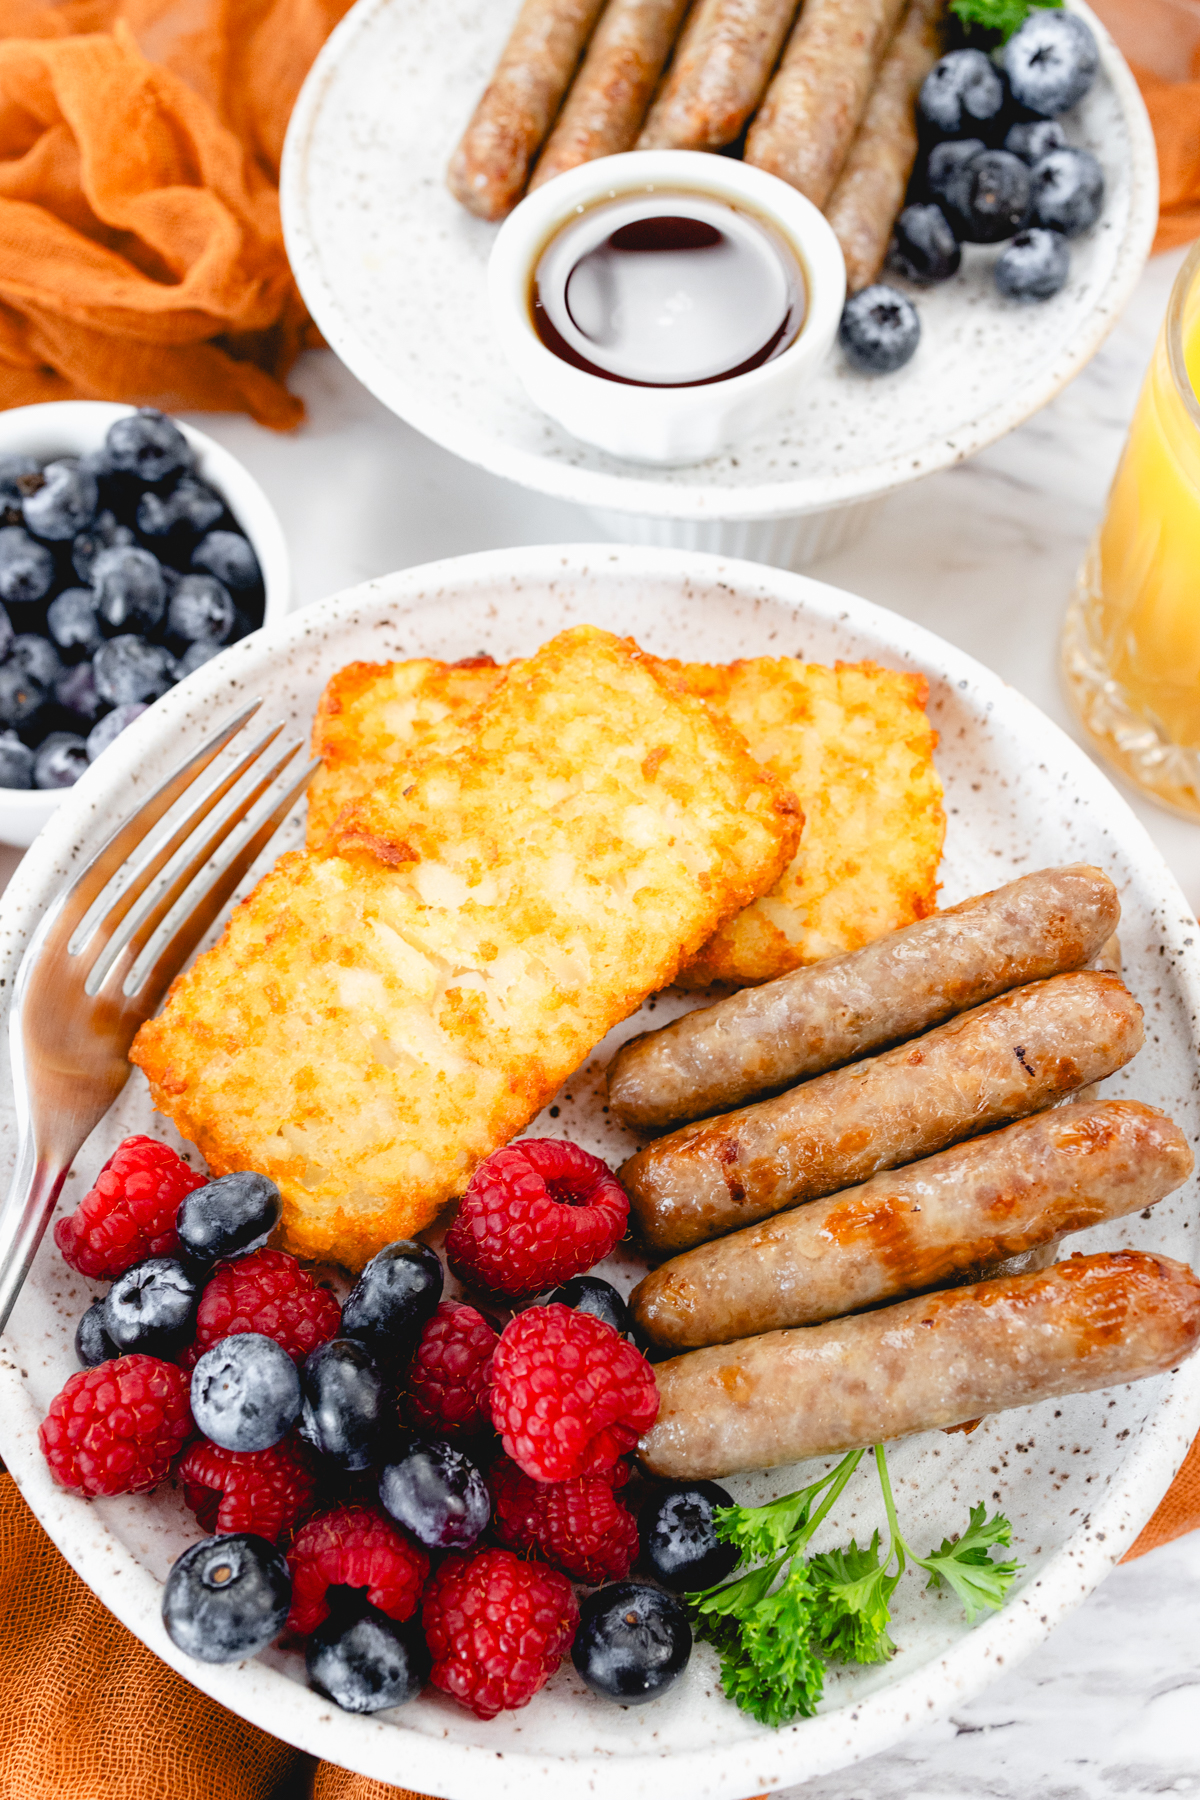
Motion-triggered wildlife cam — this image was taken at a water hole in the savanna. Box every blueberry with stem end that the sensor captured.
[93,636,176,706]
[191,1333,302,1452]
[840,285,921,374]
[166,575,235,649]
[1004,119,1065,165]
[306,1604,429,1712]
[162,1534,291,1664]
[948,147,1031,243]
[72,510,134,585]
[22,459,98,542]
[918,50,1004,139]
[33,732,89,790]
[995,227,1070,301]
[47,588,103,659]
[1030,146,1104,238]
[0,730,33,789]
[1004,10,1098,118]
[640,1482,740,1591]
[572,1582,692,1704]
[103,1255,199,1357]
[0,455,38,517]
[0,665,46,731]
[9,634,62,689]
[136,476,224,551]
[105,409,194,486]
[0,527,54,607]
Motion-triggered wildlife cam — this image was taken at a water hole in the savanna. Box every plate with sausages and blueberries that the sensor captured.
[281,0,1157,522]
[1,542,1198,1800]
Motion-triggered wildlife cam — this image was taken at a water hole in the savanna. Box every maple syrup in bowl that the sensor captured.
[487,151,846,466]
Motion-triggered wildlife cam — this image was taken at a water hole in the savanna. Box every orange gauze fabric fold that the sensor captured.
[0,0,354,427]
[1132,59,1200,254]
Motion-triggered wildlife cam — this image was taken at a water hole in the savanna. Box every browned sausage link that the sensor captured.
[744,0,911,207]
[621,970,1144,1254]
[824,0,944,293]
[447,0,609,221]
[635,0,800,151]
[631,1099,1192,1349]
[530,0,693,186]
[638,1250,1200,1480]
[608,865,1121,1133]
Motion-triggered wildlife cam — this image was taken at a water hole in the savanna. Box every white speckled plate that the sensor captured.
[1,546,1198,1800]
[280,1,1157,524]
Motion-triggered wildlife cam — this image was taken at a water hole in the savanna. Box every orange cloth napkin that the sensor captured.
[0,0,354,429]
[1134,59,1200,253]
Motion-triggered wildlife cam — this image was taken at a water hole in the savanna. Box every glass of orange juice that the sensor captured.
[1062,238,1200,818]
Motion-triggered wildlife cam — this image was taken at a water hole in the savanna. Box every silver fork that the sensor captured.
[0,700,320,1335]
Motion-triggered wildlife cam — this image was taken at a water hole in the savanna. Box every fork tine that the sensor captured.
[80,719,289,976]
[35,698,265,953]
[129,756,322,1014]
[93,736,307,998]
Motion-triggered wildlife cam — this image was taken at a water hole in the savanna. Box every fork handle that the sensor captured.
[0,1127,68,1337]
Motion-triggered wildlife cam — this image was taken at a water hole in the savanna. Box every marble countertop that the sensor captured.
[3,246,1198,1795]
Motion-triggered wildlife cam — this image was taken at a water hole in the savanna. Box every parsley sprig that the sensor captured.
[686,1443,1020,1727]
[948,0,1061,41]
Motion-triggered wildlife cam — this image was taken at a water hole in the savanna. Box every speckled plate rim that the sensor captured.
[280,1,1159,525]
[0,544,1198,1800]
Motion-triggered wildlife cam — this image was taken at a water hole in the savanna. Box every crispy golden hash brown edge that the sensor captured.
[131,626,799,1267]
[675,657,944,986]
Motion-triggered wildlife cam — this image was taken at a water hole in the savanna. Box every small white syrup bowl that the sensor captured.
[487,151,846,467]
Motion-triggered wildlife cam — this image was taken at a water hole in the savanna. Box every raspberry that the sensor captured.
[422,1547,578,1719]
[38,1356,191,1497]
[286,1504,429,1636]
[178,1434,318,1543]
[53,1136,206,1280]
[187,1248,340,1369]
[406,1301,498,1434]
[489,1304,658,1482]
[447,1139,628,1296]
[491,1455,639,1584]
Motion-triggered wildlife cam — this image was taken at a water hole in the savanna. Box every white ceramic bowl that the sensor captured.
[1,544,1198,1800]
[0,401,291,849]
[488,151,846,465]
[281,0,1158,565]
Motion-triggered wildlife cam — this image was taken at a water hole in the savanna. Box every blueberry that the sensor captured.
[22,458,98,542]
[924,137,984,221]
[72,510,134,585]
[306,1603,429,1713]
[177,640,222,678]
[103,1255,199,1357]
[888,204,961,283]
[191,1332,302,1452]
[86,700,148,760]
[839,285,920,374]
[0,601,11,664]
[1004,118,1065,165]
[0,730,33,788]
[33,731,89,790]
[548,1274,632,1337]
[1004,10,1098,118]
[378,1435,490,1550]
[0,454,39,517]
[75,1297,117,1367]
[0,664,46,730]
[0,527,54,606]
[995,226,1070,301]
[640,1482,739,1592]
[91,544,167,634]
[949,147,1031,243]
[9,633,61,687]
[571,1582,692,1705]
[192,530,260,592]
[177,1170,282,1266]
[162,1533,291,1664]
[93,636,176,705]
[136,476,224,550]
[300,1338,386,1471]
[47,587,103,659]
[342,1240,443,1361]
[105,408,194,485]
[918,50,1004,139]
[54,661,106,728]
[167,574,235,649]
[1030,145,1104,237]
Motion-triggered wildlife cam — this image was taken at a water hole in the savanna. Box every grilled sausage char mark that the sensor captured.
[621,969,1145,1254]
[638,1250,1200,1481]
[631,1098,1193,1349]
[447,0,609,221]
[608,864,1121,1133]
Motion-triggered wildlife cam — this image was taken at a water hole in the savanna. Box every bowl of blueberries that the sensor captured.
[0,401,290,847]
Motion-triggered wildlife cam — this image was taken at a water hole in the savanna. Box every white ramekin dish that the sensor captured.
[487,152,846,466]
[0,401,291,849]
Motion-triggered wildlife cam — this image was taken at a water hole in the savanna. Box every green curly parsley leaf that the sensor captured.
[717,1563,829,1727]
[808,1534,901,1665]
[917,1504,1021,1624]
[712,1473,828,1564]
[948,0,1061,39]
